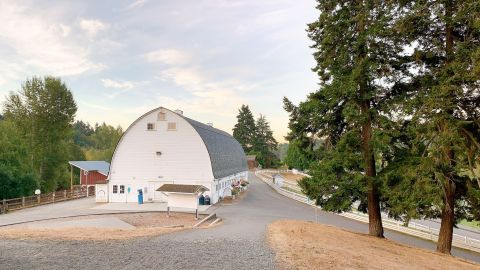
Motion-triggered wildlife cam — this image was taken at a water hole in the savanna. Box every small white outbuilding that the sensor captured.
[100,107,248,205]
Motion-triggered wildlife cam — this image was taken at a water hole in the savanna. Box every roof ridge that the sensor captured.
[182,116,233,138]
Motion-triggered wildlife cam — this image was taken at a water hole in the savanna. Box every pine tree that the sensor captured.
[386,0,480,254]
[232,105,256,153]
[253,114,278,168]
[283,140,312,171]
[296,0,408,237]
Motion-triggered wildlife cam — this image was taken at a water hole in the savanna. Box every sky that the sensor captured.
[0,0,318,142]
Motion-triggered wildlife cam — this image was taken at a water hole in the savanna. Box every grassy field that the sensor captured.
[460,219,480,229]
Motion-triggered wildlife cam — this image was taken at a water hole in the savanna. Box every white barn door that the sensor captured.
[111,184,128,202]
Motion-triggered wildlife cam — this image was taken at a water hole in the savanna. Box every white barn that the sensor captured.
[96,107,248,205]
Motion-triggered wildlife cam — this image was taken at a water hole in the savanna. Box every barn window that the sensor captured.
[167,122,177,130]
[119,185,125,194]
[147,123,155,130]
[113,185,118,194]
[157,112,166,121]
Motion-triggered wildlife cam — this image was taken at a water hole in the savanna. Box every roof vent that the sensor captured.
[174,109,183,115]
[207,123,213,127]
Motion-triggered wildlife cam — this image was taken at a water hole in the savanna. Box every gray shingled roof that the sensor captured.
[182,117,247,179]
[68,161,110,176]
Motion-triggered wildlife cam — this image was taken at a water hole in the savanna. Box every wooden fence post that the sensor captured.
[2,199,5,214]
[52,192,55,203]
[22,197,25,207]
[37,194,40,204]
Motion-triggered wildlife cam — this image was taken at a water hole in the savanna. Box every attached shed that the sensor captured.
[69,160,109,187]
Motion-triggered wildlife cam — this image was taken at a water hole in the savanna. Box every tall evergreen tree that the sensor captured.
[283,140,312,171]
[296,0,408,237]
[3,76,77,192]
[253,114,278,168]
[385,0,480,254]
[233,105,256,153]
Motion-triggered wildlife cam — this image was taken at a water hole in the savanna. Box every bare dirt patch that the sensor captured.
[280,172,306,182]
[0,227,183,241]
[267,220,480,270]
[0,212,206,241]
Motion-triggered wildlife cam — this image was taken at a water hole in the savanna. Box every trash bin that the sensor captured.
[199,194,205,205]
[137,189,143,204]
[204,195,210,205]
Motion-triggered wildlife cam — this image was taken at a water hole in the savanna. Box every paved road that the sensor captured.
[0,173,479,269]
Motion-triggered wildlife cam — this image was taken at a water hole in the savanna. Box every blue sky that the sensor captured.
[0,0,318,142]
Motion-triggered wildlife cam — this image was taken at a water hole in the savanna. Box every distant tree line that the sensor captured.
[73,121,123,162]
[232,105,279,168]
[0,76,123,200]
[284,0,480,255]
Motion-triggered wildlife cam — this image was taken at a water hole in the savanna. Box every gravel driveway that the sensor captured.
[0,172,479,269]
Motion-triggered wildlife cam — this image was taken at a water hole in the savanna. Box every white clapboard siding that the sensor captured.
[109,109,214,202]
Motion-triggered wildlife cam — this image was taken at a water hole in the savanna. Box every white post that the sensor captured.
[86,172,89,197]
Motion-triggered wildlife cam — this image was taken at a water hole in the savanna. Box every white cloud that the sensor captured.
[58,24,72,37]
[156,66,253,121]
[0,2,104,77]
[144,49,190,65]
[101,78,135,89]
[159,67,255,94]
[79,18,109,38]
[126,0,147,10]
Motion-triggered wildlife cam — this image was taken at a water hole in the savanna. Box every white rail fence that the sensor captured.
[255,170,480,253]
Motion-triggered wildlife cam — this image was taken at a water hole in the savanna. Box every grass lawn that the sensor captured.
[460,219,480,229]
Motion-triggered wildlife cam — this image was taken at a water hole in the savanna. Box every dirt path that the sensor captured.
[268,220,480,270]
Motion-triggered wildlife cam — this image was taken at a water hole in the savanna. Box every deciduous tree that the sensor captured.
[3,76,77,192]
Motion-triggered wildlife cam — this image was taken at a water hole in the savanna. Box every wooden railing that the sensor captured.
[0,186,95,214]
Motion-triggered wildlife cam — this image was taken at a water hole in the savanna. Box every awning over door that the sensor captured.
[156,184,209,194]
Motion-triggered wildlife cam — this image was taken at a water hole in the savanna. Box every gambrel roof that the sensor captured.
[182,116,247,179]
[110,107,247,180]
